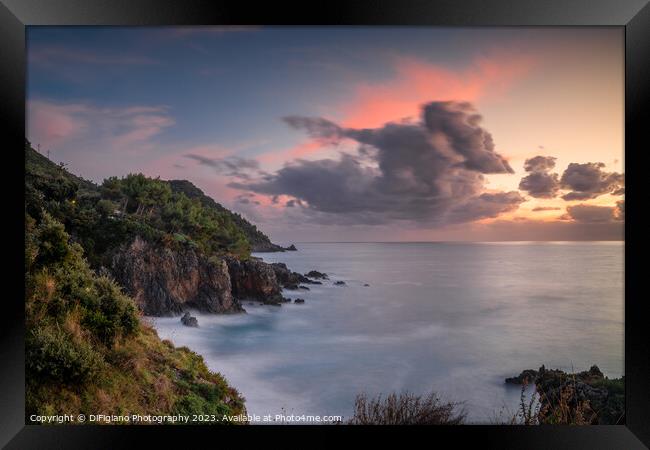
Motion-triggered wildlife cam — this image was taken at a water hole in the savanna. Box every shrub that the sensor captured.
[347,391,465,425]
[26,325,104,383]
[509,381,599,425]
[34,213,73,268]
[82,276,139,346]
[173,391,231,419]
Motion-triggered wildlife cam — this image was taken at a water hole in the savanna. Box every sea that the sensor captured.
[151,241,624,423]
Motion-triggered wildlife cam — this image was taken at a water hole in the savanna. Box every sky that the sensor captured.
[26,26,624,242]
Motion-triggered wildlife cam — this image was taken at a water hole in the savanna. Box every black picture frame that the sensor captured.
[1,1,648,448]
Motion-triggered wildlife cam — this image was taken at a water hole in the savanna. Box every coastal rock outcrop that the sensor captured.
[251,242,287,252]
[505,368,539,385]
[505,365,623,424]
[225,257,286,305]
[111,237,242,316]
[181,312,199,327]
[250,242,298,252]
[305,270,328,280]
[270,263,321,289]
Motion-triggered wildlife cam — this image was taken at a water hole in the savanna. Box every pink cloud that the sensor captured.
[27,100,176,181]
[28,101,88,146]
[143,144,233,179]
[342,54,535,129]
[255,140,326,166]
[111,114,176,150]
[28,100,174,152]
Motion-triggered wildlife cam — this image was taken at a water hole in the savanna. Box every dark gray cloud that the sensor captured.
[524,155,556,172]
[185,154,259,179]
[519,172,560,198]
[518,157,624,201]
[443,191,525,224]
[234,192,260,205]
[532,206,561,212]
[283,116,343,143]
[284,101,514,175]
[421,102,514,174]
[518,155,561,198]
[233,101,523,226]
[560,162,624,201]
[564,204,623,223]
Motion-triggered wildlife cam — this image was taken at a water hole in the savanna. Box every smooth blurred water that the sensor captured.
[151,242,624,423]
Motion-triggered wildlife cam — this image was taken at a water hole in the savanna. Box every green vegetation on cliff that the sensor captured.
[25,141,247,422]
[168,179,282,252]
[26,140,279,267]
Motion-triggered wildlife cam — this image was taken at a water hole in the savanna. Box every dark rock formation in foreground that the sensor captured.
[225,257,286,305]
[112,237,242,316]
[505,365,624,424]
[181,312,199,327]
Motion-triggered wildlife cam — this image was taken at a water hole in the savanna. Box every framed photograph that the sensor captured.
[2,0,649,448]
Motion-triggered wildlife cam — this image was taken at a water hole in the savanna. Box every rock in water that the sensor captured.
[505,369,539,384]
[111,237,242,316]
[294,298,305,304]
[270,262,320,289]
[305,270,329,280]
[364,283,370,287]
[181,312,199,327]
[334,281,346,286]
[285,244,298,251]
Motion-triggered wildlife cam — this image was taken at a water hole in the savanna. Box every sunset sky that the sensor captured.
[26,27,624,242]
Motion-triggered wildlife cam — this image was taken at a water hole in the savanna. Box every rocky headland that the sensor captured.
[111,236,241,316]
[110,236,327,314]
[505,365,624,424]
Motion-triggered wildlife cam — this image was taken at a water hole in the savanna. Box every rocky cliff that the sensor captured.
[225,257,287,305]
[111,237,243,315]
[109,237,310,313]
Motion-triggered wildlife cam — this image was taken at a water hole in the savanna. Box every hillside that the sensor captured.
[168,180,285,252]
[25,140,253,422]
[25,209,246,422]
[26,140,284,268]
